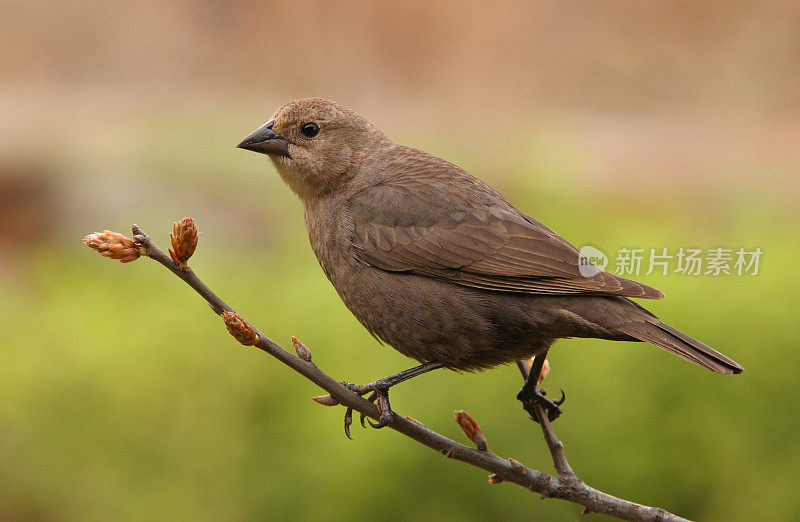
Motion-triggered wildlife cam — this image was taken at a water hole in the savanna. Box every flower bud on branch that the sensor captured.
[83,230,144,263]
[508,458,527,476]
[488,474,503,484]
[169,217,198,269]
[539,358,550,383]
[311,395,340,406]
[454,410,488,451]
[291,336,312,361]
[222,311,258,346]
[405,416,427,429]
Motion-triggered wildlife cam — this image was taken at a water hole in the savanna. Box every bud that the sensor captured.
[291,336,312,362]
[508,458,527,476]
[539,358,550,383]
[311,395,339,406]
[522,356,550,383]
[169,217,198,269]
[453,410,488,451]
[83,230,144,263]
[222,311,258,346]
[488,474,503,484]
[404,416,426,429]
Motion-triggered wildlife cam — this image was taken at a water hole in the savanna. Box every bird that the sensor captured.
[236,97,743,434]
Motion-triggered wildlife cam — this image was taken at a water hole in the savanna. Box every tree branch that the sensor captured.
[85,222,691,521]
[516,358,576,478]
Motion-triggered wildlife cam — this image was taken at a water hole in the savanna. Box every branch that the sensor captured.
[515,359,576,479]
[84,221,691,522]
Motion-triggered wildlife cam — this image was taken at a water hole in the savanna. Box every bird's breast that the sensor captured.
[303,200,358,285]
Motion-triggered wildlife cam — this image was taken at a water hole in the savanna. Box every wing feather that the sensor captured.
[348,151,664,300]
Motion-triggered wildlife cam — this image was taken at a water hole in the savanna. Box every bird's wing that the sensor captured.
[349,169,663,299]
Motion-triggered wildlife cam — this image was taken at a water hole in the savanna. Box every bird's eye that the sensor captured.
[300,122,319,138]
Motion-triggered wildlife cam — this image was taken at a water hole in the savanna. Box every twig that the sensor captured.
[516,359,575,478]
[85,223,691,522]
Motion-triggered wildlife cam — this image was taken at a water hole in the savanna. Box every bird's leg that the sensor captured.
[341,361,444,437]
[516,350,565,423]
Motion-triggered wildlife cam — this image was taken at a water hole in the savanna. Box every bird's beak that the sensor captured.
[236,119,291,158]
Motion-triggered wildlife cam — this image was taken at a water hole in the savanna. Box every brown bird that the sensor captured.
[237,98,743,434]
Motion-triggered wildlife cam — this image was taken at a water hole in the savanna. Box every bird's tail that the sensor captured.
[617,316,744,375]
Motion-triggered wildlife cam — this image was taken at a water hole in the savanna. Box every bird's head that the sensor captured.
[237,98,388,200]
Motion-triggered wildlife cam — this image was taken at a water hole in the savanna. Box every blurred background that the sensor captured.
[2,1,798,520]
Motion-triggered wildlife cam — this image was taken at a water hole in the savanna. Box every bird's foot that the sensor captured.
[517,386,565,423]
[340,379,394,439]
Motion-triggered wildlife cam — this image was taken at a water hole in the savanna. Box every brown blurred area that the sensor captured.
[0,0,798,249]
[4,1,799,111]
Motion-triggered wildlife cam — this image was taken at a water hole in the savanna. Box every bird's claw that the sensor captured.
[517,386,566,423]
[340,381,394,438]
[344,407,354,439]
[367,394,394,428]
[367,414,393,429]
[358,391,378,428]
